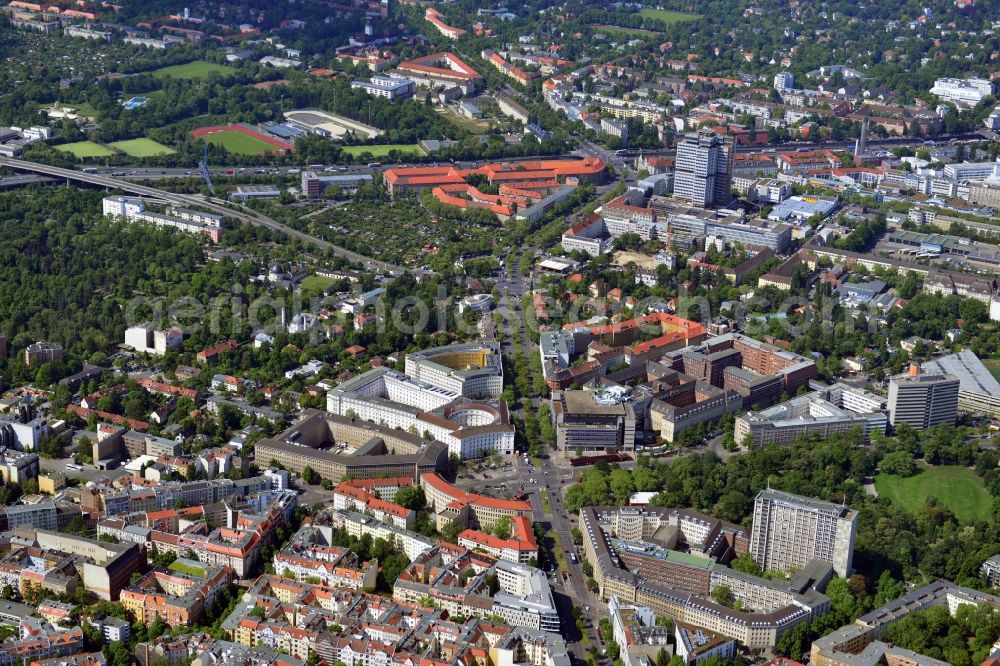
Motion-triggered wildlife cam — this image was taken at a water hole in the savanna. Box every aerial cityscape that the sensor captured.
[0,0,1000,665]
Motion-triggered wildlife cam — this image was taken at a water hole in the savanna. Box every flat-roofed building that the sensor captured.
[350,74,416,100]
[888,364,959,430]
[551,389,637,453]
[254,409,448,481]
[15,528,146,600]
[735,391,887,447]
[920,349,1000,418]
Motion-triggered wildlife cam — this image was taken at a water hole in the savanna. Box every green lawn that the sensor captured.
[56,141,115,158]
[301,274,338,294]
[109,138,176,157]
[638,8,703,23]
[202,131,279,155]
[591,24,662,37]
[168,560,206,577]
[981,357,1000,383]
[152,60,236,79]
[341,144,426,157]
[875,464,992,524]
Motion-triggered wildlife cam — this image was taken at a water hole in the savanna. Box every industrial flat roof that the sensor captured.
[921,349,1000,397]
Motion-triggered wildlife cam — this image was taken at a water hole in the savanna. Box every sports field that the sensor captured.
[109,138,176,157]
[202,131,279,155]
[875,464,992,524]
[192,124,292,155]
[638,8,702,23]
[341,144,425,157]
[56,141,115,158]
[153,60,236,79]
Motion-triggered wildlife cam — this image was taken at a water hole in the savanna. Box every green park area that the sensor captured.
[202,131,278,155]
[153,60,236,80]
[109,138,176,157]
[875,464,992,524]
[341,144,426,157]
[638,8,703,23]
[56,141,115,158]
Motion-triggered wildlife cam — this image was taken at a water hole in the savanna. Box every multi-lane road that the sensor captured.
[461,456,607,659]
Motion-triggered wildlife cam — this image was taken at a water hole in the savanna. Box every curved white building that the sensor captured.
[326,365,514,459]
[405,342,504,399]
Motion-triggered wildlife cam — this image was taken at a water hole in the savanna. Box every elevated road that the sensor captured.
[0,157,408,275]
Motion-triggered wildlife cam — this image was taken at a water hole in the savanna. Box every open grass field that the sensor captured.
[153,60,236,80]
[340,144,426,157]
[200,130,283,155]
[109,138,176,157]
[638,7,703,23]
[300,275,338,294]
[875,464,992,524]
[56,141,115,158]
[591,24,663,37]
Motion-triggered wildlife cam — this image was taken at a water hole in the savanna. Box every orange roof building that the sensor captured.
[384,157,606,198]
[424,7,466,39]
[457,516,538,563]
[420,472,532,531]
[396,52,480,85]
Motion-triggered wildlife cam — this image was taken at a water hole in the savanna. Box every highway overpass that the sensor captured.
[0,156,408,275]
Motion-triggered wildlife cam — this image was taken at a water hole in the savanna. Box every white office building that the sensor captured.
[673,130,733,208]
[942,160,1000,182]
[326,360,514,459]
[773,72,794,91]
[350,75,417,100]
[929,77,994,108]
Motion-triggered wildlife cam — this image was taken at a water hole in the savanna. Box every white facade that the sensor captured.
[943,160,1000,182]
[773,72,794,91]
[326,366,514,459]
[125,324,182,356]
[103,196,222,240]
[929,77,993,108]
[674,130,732,208]
[749,489,857,578]
[458,293,494,314]
[350,75,416,100]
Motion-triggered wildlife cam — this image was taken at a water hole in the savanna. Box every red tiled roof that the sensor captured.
[423,473,531,512]
[397,52,480,80]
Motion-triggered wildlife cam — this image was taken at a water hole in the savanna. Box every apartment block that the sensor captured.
[749,488,857,578]
[120,558,234,627]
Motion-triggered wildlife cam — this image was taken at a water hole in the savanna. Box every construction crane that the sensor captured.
[199,143,214,195]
